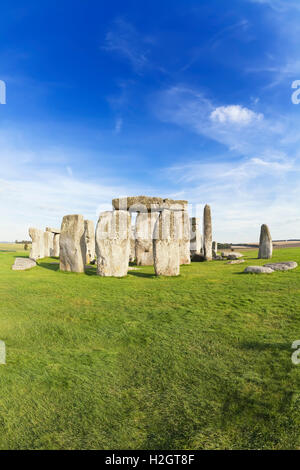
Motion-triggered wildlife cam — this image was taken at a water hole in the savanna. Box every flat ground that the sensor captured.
[0,244,300,449]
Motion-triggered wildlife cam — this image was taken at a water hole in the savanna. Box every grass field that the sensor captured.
[0,245,300,449]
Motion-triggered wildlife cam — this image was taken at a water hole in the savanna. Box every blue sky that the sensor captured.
[1,0,300,242]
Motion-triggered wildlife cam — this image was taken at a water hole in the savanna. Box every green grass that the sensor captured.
[0,247,300,449]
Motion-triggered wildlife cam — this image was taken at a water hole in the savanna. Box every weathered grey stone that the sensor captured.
[244,266,274,274]
[44,231,54,257]
[112,196,188,212]
[52,233,60,257]
[46,227,61,234]
[226,259,245,265]
[258,224,272,259]
[203,204,212,261]
[212,241,218,258]
[96,210,131,277]
[59,214,86,273]
[190,217,202,255]
[153,210,180,276]
[12,257,36,271]
[226,252,244,260]
[129,226,135,262]
[29,228,44,260]
[135,212,159,265]
[84,220,95,264]
[264,261,298,271]
[179,211,191,264]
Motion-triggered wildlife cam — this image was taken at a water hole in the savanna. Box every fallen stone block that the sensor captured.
[263,261,298,271]
[244,266,274,274]
[12,258,36,271]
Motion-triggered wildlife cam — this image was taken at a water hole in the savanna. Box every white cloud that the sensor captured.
[210,105,263,125]
[114,117,123,133]
[104,18,150,73]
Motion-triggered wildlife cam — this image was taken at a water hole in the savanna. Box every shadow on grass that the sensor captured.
[37,262,59,272]
[127,271,156,278]
[240,341,289,351]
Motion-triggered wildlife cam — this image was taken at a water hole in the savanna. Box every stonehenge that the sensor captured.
[153,209,180,276]
[59,214,86,273]
[84,220,96,264]
[96,210,131,277]
[203,204,212,261]
[129,226,135,263]
[258,224,273,259]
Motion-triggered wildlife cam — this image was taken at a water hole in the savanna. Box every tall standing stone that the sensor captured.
[203,204,212,261]
[44,231,54,257]
[29,228,44,260]
[129,226,135,262]
[52,233,60,257]
[258,224,273,259]
[59,214,86,273]
[190,218,202,255]
[153,210,180,276]
[135,212,159,266]
[179,211,191,265]
[84,220,96,264]
[96,210,131,277]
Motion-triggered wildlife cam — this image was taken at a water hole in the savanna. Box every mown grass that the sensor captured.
[0,247,300,449]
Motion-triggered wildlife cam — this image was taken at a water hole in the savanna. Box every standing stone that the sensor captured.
[153,210,180,276]
[84,220,96,264]
[96,210,131,277]
[212,241,218,258]
[258,224,273,259]
[135,212,159,266]
[203,204,212,261]
[60,214,86,273]
[29,228,44,260]
[190,218,202,255]
[129,226,135,263]
[179,211,191,265]
[52,233,60,257]
[44,231,54,257]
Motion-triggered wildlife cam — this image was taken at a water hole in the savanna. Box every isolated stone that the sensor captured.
[264,261,298,271]
[60,214,86,273]
[135,212,159,265]
[179,211,191,264]
[112,196,188,212]
[52,233,60,257]
[29,228,44,260]
[96,210,131,277]
[153,210,180,276]
[258,224,273,259]
[190,217,202,256]
[244,266,274,274]
[84,220,96,264]
[203,204,212,261]
[12,257,36,271]
[226,259,245,265]
[44,231,54,257]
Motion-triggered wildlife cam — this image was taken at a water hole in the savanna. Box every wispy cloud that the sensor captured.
[104,18,151,73]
